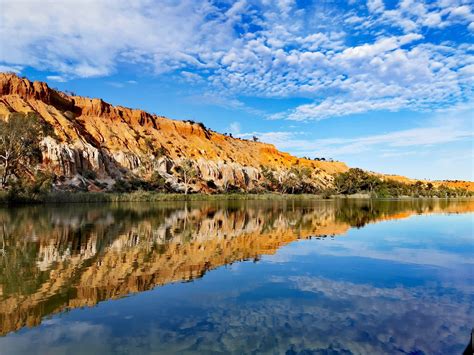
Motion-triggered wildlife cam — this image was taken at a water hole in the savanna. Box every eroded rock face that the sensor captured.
[40,137,113,176]
[0,73,350,191]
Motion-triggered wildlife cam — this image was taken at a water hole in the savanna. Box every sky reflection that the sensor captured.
[0,200,472,354]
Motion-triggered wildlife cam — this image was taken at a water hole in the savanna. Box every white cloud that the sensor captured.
[338,34,422,61]
[423,12,442,27]
[228,121,241,135]
[269,38,473,120]
[46,75,67,82]
[184,92,266,117]
[0,64,22,73]
[0,0,472,120]
[242,105,473,162]
[181,71,205,83]
[449,5,472,18]
[0,0,236,77]
[277,97,409,121]
[367,0,385,14]
[312,125,472,156]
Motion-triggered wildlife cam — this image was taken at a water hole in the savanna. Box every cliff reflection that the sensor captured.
[0,199,472,335]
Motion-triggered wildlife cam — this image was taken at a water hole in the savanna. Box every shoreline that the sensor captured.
[1,191,472,205]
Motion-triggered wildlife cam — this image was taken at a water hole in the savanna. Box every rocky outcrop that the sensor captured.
[0,73,349,191]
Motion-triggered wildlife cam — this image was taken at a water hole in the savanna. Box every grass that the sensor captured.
[0,191,332,205]
[1,190,471,205]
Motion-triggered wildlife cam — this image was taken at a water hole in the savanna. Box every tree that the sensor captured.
[335,168,381,195]
[274,166,314,194]
[178,159,197,195]
[280,169,299,193]
[0,113,44,188]
[290,166,315,193]
[149,171,167,191]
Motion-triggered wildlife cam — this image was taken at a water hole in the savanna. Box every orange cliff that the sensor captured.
[0,73,347,192]
[1,72,472,193]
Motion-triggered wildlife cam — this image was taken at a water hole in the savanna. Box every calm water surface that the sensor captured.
[0,199,472,354]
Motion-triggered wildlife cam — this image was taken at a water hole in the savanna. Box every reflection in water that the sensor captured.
[0,199,473,354]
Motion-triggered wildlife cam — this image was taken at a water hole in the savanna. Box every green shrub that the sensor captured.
[112,179,132,193]
[149,172,167,191]
[82,169,97,180]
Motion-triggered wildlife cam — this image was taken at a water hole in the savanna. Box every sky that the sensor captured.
[0,0,473,180]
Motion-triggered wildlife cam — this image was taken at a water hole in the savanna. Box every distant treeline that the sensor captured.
[332,168,471,198]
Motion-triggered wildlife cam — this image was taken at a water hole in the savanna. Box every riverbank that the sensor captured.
[1,190,472,205]
[0,191,324,204]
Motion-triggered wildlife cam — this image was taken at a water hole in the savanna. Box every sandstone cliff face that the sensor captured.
[2,73,471,192]
[0,73,349,192]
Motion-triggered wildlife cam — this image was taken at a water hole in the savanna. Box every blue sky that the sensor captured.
[0,0,473,180]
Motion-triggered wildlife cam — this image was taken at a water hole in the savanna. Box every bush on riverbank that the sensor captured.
[0,168,471,205]
[335,168,472,199]
[1,189,472,205]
